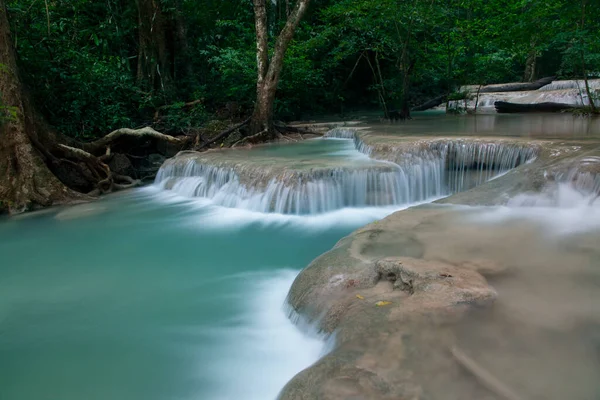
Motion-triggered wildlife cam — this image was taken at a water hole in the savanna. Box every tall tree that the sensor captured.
[0,0,78,212]
[578,0,597,113]
[136,0,171,90]
[249,0,311,139]
[0,0,188,214]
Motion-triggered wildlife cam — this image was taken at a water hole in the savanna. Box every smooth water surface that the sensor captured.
[1,113,599,400]
[370,112,600,139]
[0,190,399,400]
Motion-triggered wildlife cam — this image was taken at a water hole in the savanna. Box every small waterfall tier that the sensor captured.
[155,133,539,214]
[155,153,444,214]
[444,79,600,111]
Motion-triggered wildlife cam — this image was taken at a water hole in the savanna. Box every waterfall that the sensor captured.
[155,131,538,214]
[436,141,538,192]
[157,160,445,214]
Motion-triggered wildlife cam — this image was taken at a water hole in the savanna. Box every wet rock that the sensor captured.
[107,153,134,177]
[133,153,166,178]
[53,161,95,193]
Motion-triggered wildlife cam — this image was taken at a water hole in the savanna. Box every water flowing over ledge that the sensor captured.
[154,129,538,214]
[446,79,600,110]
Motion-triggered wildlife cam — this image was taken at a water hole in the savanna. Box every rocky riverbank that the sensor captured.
[154,121,600,399]
[276,128,600,399]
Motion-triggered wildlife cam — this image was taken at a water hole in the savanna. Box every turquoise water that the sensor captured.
[0,176,397,400]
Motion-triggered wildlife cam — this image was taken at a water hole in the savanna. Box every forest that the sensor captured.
[0,0,599,213]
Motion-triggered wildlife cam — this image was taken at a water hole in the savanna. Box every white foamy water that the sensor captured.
[155,135,536,214]
[472,184,600,234]
[203,270,325,400]
[142,185,431,232]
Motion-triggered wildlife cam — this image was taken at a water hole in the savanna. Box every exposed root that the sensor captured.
[231,129,269,148]
[57,144,140,195]
[276,131,298,142]
[451,346,525,400]
[274,123,323,136]
[81,126,185,154]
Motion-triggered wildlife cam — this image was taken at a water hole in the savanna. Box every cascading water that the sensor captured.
[537,79,600,92]
[155,129,537,214]
[446,79,600,110]
[1,115,597,400]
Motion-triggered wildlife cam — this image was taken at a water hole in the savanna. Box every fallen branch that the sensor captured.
[199,117,251,150]
[412,95,447,111]
[480,76,555,93]
[451,346,525,400]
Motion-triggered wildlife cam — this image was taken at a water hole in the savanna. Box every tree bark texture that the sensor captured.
[136,0,171,89]
[250,0,311,137]
[580,0,597,113]
[523,40,538,83]
[0,0,190,214]
[0,0,79,212]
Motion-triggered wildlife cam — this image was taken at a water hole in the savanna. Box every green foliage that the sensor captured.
[4,0,600,136]
[158,101,210,135]
[448,91,469,101]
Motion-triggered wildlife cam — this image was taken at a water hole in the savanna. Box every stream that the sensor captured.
[0,113,599,400]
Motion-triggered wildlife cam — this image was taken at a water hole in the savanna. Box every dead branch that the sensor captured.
[451,346,524,400]
[199,117,251,150]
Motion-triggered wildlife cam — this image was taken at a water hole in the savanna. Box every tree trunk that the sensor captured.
[474,84,482,113]
[173,0,193,80]
[580,0,597,113]
[136,0,170,90]
[0,0,80,213]
[249,82,276,135]
[398,7,415,119]
[523,40,538,82]
[249,0,311,138]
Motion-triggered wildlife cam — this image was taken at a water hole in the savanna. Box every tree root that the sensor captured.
[231,129,269,148]
[56,144,140,196]
[276,131,298,142]
[81,126,186,154]
[450,346,524,400]
[274,123,323,136]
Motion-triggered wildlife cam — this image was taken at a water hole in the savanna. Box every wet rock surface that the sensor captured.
[156,120,600,400]
[277,127,600,400]
[281,205,600,400]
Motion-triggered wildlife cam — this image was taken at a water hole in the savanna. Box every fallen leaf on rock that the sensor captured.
[356,294,365,300]
[375,301,392,307]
